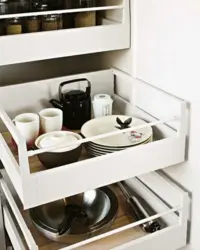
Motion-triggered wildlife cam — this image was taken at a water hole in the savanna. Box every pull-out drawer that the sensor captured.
[0,0,130,66]
[0,69,188,209]
[1,172,189,250]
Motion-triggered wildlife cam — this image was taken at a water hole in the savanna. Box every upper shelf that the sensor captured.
[0,69,188,209]
[0,0,130,66]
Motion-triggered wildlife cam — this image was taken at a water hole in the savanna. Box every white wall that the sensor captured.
[103,1,200,249]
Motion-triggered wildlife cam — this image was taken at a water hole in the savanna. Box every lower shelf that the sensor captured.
[1,172,189,250]
[20,185,146,250]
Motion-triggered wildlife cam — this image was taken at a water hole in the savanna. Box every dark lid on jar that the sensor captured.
[7,17,21,23]
[35,3,48,11]
[64,90,88,101]
[28,15,39,20]
[43,14,57,21]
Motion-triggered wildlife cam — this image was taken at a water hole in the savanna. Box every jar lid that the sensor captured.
[43,14,58,21]
[93,94,113,104]
[0,0,8,3]
[35,131,82,153]
[36,3,48,11]
[28,16,39,20]
[8,17,21,23]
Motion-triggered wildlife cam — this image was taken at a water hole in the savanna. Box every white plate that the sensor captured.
[86,137,153,156]
[86,136,153,151]
[85,136,153,153]
[81,115,153,147]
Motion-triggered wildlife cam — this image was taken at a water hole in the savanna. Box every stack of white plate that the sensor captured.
[81,115,153,157]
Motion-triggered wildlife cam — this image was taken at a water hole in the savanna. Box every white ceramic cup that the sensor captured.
[92,94,113,118]
[39,108,63,133]
[13,113,40,144]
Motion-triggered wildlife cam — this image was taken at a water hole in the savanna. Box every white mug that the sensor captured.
[39,108,63,133]
[93,94,113,118]
[13,113,40,145]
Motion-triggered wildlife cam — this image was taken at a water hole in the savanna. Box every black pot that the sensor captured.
[35,131,82,169]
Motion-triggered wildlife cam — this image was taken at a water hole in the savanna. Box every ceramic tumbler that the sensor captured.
[39,108,63,133]
[13,113,40,145]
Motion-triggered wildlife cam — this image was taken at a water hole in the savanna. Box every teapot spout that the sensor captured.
[49,99,63,110]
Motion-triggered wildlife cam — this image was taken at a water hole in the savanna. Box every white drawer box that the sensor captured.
[0,69,188,209]
[1,172,189,250]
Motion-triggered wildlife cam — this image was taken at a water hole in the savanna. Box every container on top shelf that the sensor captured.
[75,0,96,28]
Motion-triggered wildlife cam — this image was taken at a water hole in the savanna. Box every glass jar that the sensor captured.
[18,0,30,13]
[56,14,63,29]
[31,0,40,11]
[26,16,40,33]
[74,0,96,8]
[75,12,96,27]
[9,0,30,13]
[0,20,4,35]
[75,0,96,28]
[6,17,22,35]
[8,0,19,14]
[63,0,72,9]
[33,2,48,11]
[0,0,8,15]
[42,15,58,31]
[63,13,74,29]
[48,0,63,10]
[38,3,48,11]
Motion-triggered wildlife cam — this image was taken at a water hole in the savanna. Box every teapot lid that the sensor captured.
[64,90,89,101]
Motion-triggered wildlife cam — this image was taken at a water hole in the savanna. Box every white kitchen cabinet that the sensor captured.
[0,0,197,249]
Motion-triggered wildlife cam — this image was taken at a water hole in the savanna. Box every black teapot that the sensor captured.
[50,79,91,130]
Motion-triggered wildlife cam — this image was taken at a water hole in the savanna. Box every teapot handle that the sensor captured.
[59,79,91,100]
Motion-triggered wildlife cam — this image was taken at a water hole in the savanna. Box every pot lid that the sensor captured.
[64,90,89,101]
[35,131,81,153]
[94,94,112,101]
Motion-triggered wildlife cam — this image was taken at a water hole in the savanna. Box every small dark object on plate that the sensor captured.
[145,221,161,233]
[115,117,132,130]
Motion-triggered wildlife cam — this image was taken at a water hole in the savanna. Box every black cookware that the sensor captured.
[50,79,91,130]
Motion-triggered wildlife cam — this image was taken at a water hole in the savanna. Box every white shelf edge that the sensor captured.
[0,24,130,66]
[3,206,27,250]
[58,209,180,250]
[0,5,124,19]
[28,117,174,157]
[1,180,38,250]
